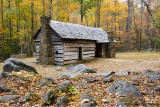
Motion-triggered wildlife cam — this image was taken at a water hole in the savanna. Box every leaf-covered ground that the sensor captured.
[0,52,160,106]
[1,71,160,106]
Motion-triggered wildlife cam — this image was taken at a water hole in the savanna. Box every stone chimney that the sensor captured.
[39,16,54,65]
[106,31,116,58]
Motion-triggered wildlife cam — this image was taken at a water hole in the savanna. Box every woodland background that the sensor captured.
[0,0,160,60]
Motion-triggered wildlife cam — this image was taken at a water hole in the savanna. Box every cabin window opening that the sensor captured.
[78,47,82,61]
[56,51,58,54]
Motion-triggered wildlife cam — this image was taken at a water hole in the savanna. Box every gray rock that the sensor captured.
[147,71,160,81]
[103,77,114,83]
[80,93,97,107]
[72,64,96,73]
[115,71,130,76]
[76,79,91,89]
[107,80,142,97]
[52,66,62,71]
[3,58,38,74]
[116,101,126,107]
[19,93,36,102]
[0,84,14,93]
[145,91,154,97]
[39,77,55,87]
[55,95,70,107]
[65,65,76,71]
[42,89,58,106]
[131,69,160,81]
[94,72,114,78]
[57,72,82,78]
[85,77,98,83]
[58,80,72,93]
[81,103,96,107]
[0,72,27,81]
[0,72,9,80]
[0,95,20,101]
[154,86,160,91]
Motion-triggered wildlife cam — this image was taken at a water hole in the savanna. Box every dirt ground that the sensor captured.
[0,52,160,77]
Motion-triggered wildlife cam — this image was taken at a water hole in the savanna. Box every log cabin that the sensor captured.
[33,18,114,65]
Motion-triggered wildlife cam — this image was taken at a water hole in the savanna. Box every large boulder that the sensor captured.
[39,77,55,87]
[115,71,130,76]
[65,65,76,71]
[0,72,10,80]
[51,66,62,71]
[0,72,27,81]
[94,72,115,78]
[57,72,82,78]
[3,58,38,74]
[80,93,97,107]
[107,80,142,97]
[42,89,59,106]
[132,69,160,81]
[58,80,72,93]
[71,64,96,73]
[76,79,91,90]
[103,77,114,83]
[55,95,70,107]
[19,93,38,102]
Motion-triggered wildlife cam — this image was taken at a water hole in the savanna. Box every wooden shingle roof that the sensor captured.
[49,21,109,43]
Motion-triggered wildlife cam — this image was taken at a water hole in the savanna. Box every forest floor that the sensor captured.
[1,52,160,106]
[0,52,160,77]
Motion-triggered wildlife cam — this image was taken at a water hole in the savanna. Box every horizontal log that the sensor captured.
[54,57,64,62]
[54,50,64,54]
[54,61,63,65]
[64,52,78,56]
[83,51,95,55]
[64,40,95,44]
[64,55,78,60]
[64,47,78,52]
[36,56,39,59]
[54,54,64,58]
[54,45,63,50]
[64,43,95,48]
[36,49,39,53]
[83,47,95,51]
[53,42,63,45]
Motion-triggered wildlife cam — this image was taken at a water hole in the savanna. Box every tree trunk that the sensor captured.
[97,0,101,27]
[30,0,34,56]
[43,0,45,15]
[9,0,12,37]
[1,0,4,60]
[49,0,52,18]
[126,0,132,51]
[139,0,143,51]
[133,4,139,50]
[81,0,83,24]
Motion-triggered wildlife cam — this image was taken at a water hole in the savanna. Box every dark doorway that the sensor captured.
[95,43,102,57]
[78,47,82,61]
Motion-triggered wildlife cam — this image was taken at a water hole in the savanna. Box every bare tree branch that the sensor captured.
[142,0,152,17]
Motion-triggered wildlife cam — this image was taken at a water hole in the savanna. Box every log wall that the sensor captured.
[63,39,96,64]
[35,31,97,65]
[35,30,64,65]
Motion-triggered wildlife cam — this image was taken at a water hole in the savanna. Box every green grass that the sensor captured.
[115,52,160,60]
